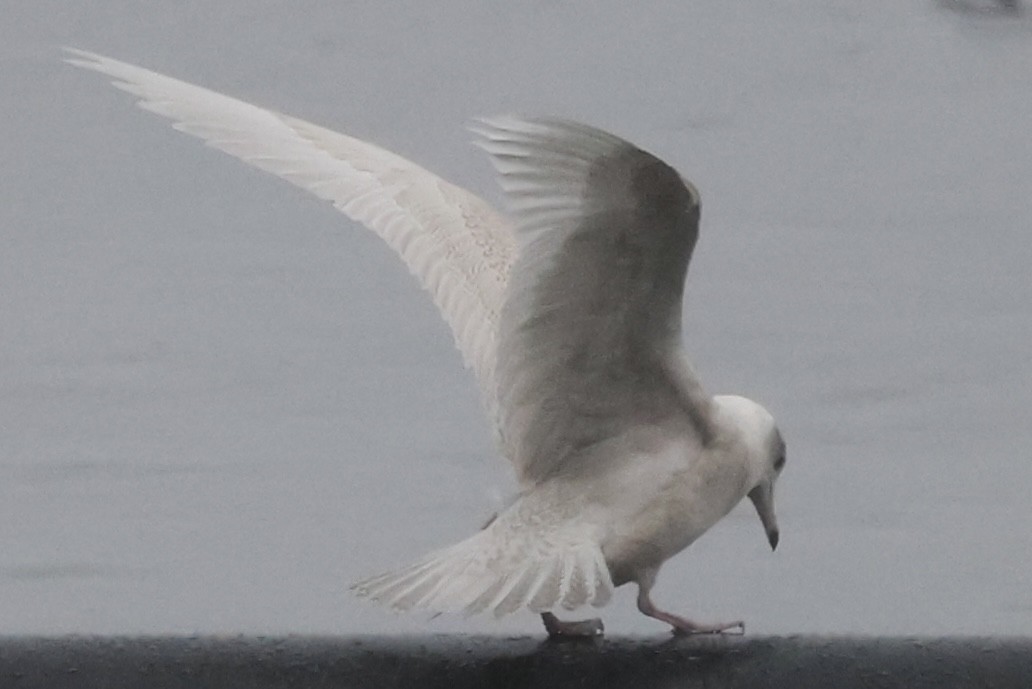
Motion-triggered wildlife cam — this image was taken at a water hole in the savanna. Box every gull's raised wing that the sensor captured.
[473,117,714,485]
[65,48,514,412]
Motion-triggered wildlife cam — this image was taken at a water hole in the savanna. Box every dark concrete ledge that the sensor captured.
[2,635,1031,689]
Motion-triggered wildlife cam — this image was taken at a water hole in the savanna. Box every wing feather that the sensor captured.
[67,52,715,485]
[473,116,714,485]
[65,48,514,416]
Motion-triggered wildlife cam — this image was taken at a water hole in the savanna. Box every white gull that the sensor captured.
[66,48,786,638]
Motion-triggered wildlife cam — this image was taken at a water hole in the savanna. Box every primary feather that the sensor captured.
[64,48,514,425]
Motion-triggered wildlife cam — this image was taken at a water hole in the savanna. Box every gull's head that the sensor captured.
[712,394,785,551]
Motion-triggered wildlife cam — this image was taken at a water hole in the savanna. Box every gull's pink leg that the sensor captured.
[636,570,744,636]
[541,612,605,639]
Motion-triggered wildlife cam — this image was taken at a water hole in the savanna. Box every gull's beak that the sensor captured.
[748,482,779,551]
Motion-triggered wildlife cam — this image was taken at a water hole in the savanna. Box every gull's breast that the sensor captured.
[590,441,747,587]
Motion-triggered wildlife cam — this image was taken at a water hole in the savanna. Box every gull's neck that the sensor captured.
[710,394,771,490]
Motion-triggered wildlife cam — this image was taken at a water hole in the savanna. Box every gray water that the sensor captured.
[2,0,1030,637]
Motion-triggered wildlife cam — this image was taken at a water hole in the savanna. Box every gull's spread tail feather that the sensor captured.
[352,502,612,618]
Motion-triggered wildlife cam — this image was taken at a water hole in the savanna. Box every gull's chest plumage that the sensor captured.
[591,444,747,587]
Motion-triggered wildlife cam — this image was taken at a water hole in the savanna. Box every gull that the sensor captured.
[66,48,786,638]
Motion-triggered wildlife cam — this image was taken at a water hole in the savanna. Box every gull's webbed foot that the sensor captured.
[541,612,605,640]
[667,615,745,636]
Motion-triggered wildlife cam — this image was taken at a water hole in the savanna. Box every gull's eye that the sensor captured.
[773,454,786,471]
